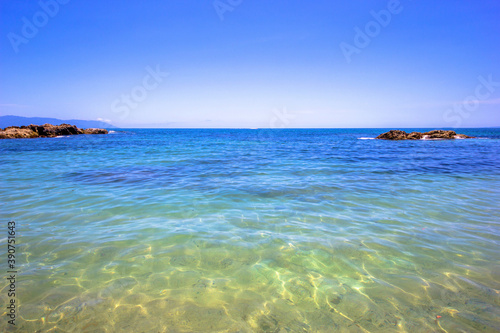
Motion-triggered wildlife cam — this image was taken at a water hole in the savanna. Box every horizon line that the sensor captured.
[106,126,500,129]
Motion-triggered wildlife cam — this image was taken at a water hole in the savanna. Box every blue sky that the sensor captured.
[1,0,499,128]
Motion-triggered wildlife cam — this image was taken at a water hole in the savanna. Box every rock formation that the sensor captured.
[376,130,473,140]
[0,124,108,139]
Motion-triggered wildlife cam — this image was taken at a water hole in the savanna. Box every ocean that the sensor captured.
[1,128,499,332]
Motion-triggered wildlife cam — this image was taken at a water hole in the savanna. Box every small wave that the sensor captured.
[109,130,117,134]
[358,137,375,140]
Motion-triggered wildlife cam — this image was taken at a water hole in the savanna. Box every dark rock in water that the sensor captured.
[0,126,39,139]
[422,130,474,139]
[329,294,343,305]
[423,130,456,139]
[376,130,408,140]
[83,128,108,135]
[407,132,423,140]
[28,123,84,137]
[454,134,474,139]
[376,130,474,140]
[0,123,108,139]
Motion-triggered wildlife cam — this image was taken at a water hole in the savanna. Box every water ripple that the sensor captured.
[1,129,499,332]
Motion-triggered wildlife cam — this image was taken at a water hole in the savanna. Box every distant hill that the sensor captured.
[0,115,115,129]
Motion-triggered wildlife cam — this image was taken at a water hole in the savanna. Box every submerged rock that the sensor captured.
[376,130,474,140]
[0,123,108,139]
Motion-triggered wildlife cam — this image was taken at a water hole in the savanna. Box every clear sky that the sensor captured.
[1,0,499,128]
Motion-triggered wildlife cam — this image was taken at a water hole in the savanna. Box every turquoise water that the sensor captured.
[1,128,499,332]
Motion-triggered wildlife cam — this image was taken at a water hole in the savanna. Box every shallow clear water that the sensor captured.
[1,128,499,332]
